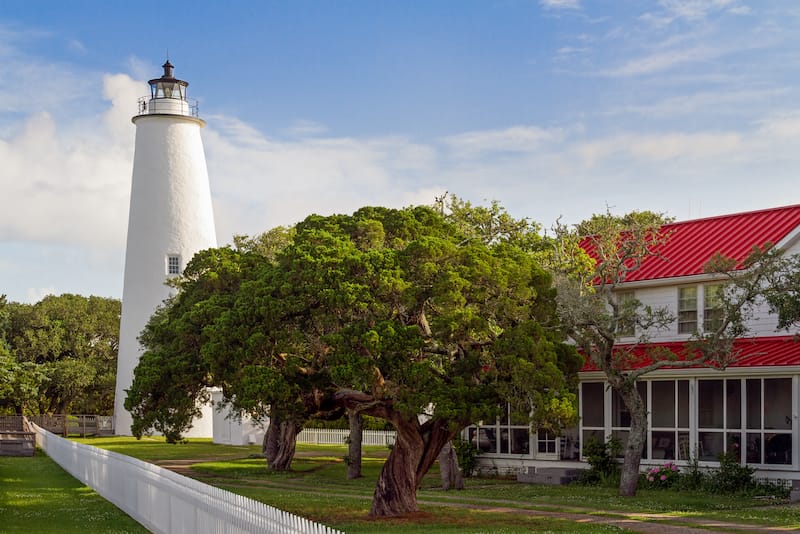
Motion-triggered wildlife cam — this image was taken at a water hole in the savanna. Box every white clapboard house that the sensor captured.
[467,204,800,482]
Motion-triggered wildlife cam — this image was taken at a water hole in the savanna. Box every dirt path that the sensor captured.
[155,457,797,533]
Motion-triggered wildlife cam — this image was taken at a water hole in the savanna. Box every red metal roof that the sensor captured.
[580,205,800,282]
[580,335,800,372]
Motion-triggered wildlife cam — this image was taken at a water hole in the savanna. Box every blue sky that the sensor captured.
[1,1,800,303]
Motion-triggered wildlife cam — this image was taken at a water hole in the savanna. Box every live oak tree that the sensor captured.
[1,294,120,415]
[227,206,579,516]
[127,203,580,517]
[553,210,792,497]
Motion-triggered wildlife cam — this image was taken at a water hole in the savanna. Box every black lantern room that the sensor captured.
[148,60,189,101]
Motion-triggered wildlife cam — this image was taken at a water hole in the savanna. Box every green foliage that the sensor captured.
[126,201,580,513]
[577,436,622,486]
[126,247,256,441]
[675,453,706,491]
[451,437,479,477]
[707,450,756,494]
[642,461,680,489]
[765,256,800,330]
[670,451,789,498]
[0,294,120,415]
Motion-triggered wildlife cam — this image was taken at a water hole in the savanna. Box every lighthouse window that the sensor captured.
[167,255,181,275]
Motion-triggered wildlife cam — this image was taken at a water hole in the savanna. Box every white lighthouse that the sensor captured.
[114,60,217,436]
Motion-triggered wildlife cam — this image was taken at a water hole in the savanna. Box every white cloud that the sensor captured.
[202,117,441,243]
[541,0,580,9]
[605,88,790,118]
[602,45,720,77]
[0,73,139,248]
[125,55,155,82]
[753,112,800,139]
[729,6,751,15]
[67,39,86,54]
[443,126,564,157]
[26,286,56,303]
[285,119,328,137]
[657,0,745,20]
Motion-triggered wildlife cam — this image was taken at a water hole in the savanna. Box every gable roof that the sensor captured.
[581,204,800,283]
[580,335,800,372]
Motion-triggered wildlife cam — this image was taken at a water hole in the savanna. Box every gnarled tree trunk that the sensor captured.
[347,409,363,480]
[370,417,457,517]
[263,414,302,471]
[614,379,647,497]
[438,440,464,490]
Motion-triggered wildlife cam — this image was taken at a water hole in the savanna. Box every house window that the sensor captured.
[616,290,636,338]
[678,287,697,334]
[167,254,181,276]
[703,284,724,332]
[466,404,531,456]
[537,430,557,454]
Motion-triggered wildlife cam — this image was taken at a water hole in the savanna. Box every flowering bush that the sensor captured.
[644,461,680,488]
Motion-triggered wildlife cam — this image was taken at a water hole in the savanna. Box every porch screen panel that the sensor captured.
[742,378,791,465]
[698,380,723,428]
[582,382,604,427]
[765,433,791,465]
[764,378,791,430]
[650,380,688,461]
[677,380,689,428]
[726,380,741,429]
[746,379,761,429]
[581,382,605,460]
[512,429,530,454]
[698,380,724,461]
[764,378,791,465]
[746,433,761,464]
[651,381,675,428]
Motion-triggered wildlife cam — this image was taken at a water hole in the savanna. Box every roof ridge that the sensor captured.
[668,204,800,227]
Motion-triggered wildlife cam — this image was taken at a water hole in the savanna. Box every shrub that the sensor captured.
[452,437,480,477]
[707,450,756,494]
[577,436,621,486]
[642,461,680,489]
[676,453,706,491]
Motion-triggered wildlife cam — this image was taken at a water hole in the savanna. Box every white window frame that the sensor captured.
[615,290,636,338]
[166,254,181,276]
[678,286,698,334]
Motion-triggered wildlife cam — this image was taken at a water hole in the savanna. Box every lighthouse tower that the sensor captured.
[114,61,217,436]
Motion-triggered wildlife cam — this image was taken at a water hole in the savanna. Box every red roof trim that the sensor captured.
[580,335,800,372]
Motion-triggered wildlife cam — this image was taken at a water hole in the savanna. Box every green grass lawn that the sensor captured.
[73,436,800,533]
[0,450,147,534]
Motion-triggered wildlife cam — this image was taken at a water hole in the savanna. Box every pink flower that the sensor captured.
[648,476,654,482]
[660,475,667,481]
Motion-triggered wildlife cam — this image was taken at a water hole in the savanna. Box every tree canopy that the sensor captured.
[0,294,120,415]
[127,203,581,516]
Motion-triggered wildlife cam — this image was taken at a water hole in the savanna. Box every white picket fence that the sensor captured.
[297,428,396,447]
[31,424,343,534]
